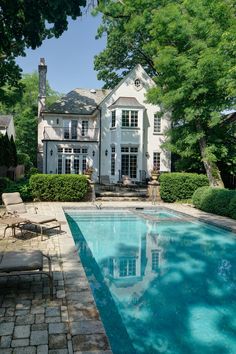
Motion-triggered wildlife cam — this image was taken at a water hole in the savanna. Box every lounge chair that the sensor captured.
[2,192,61,240]
[0,250,53,298]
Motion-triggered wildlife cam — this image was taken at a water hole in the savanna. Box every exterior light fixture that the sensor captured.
[50,149,53,156]
[105,149,108,156]
[145,152,149,158]
[92,150,95,157]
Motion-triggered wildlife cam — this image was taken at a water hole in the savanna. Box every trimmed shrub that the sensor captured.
[29,174,89,201]
[159,173,209,202]
[192,186,236,219]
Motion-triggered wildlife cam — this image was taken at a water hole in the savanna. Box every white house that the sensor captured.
[0,115,15,140]
[37,58,171,182]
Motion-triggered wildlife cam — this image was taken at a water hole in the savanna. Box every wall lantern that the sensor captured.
[145,152,149,158]
[105,149,108,156]
[50,149,53,156]
[92,150,95,157]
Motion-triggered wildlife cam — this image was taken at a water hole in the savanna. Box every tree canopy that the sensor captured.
[95,0,236,186]
[0,0,86,104]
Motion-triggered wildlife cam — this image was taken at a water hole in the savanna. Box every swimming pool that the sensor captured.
[66,208,236,354]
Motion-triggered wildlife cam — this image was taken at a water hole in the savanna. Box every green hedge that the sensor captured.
[159,173,209,202]
[192,187,236,219]
[29,174,89,201]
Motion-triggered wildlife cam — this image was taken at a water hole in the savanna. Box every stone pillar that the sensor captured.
[148,181,161,204]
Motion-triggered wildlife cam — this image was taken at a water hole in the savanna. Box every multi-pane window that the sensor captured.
[63,120,78,139]
[57,147,63,153]
[122,110,138,128]
[111,111,116,128]
[152,250,160,271]
[74,159,80,174]
[121,146,138,178]
[82,156,87,172]
[64,148,72,153]
[154,114,161,133]
[65,158,71,174]
[153,152,161,171]
[82,121,88,136]
[73,148,80,153]
[111,146,115,176]
[119,258,136,277]
[58,158,62,174]
[82,147,88,154]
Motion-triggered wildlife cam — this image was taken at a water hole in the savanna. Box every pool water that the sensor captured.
[66,209,236,354]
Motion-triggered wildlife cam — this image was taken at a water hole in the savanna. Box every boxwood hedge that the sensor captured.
[192,186,236,219]
[159,173,209,202]
[29,174,89,201]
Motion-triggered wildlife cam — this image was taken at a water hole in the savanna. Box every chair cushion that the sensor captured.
[0,251,43,272]
[2,192,22,206]
[25,213,56,224]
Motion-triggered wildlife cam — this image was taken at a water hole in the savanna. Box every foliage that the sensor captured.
[0,177,32,202]
[29,174,89,201]
[192,187,236,219]
[17,152,33,174]
[0,72,62,166]
[0,133,17,167]
[0,0,86,104]
[95,0,236,186]
[159,172,209,202]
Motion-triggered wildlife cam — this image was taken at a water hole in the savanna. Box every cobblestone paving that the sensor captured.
[1,200,235,354]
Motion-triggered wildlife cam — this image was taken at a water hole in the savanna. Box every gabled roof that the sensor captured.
[44,88,111,115]
[108,97,145,109]
[0,115,13,128]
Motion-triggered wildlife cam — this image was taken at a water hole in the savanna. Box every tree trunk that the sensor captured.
[196,123,224,188]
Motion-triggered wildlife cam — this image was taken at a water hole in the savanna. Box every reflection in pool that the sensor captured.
[66,209,236,354]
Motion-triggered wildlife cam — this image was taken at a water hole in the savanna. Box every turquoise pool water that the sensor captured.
[66,209,236,354]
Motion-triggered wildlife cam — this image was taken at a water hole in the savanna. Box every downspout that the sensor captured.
[98,108,102,183]
[45,141,48,174]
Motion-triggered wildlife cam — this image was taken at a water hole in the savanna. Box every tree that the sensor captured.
[0,72,62,166]
[95,0,236,187]
[0,0,86,104]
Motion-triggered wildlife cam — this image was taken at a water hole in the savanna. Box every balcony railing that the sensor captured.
[43,127,99,141]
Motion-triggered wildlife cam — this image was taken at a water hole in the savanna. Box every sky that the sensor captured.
[16,12,106,94]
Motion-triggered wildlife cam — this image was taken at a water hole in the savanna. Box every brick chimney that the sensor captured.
[38,58,47,117]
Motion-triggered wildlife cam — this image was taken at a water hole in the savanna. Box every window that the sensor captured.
[56,118,59,125]
[121,146,138,178]
[74,159,80,174]
[122,110,138,128]
[57,147,63,153]
[63,120,78,139]
[119,258,136,277]
[154,114,161,133]
[153,152,161,171]
[82,147,88,154]
[64,148,72,153]
[82,121,88,136]
[134,78,141,88]
[111,146,115,176]
[57,158,62,174]
[65,158,71,174]
[73,148,80,153]
[152,250,160,271]
[111,111,116,128]
[82,156,87,172]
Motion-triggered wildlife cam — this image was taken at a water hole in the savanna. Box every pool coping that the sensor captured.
[34,201,236,352]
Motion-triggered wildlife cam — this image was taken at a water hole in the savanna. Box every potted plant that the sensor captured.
[83,165,94,179]
[150,166,160,181]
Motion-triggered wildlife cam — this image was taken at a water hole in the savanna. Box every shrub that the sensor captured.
[159,173,209,202]
[2,178,32,201]
[29,174,89,201]
[192,186,236,219]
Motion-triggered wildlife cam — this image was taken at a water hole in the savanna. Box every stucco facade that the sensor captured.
[38,61,171,182]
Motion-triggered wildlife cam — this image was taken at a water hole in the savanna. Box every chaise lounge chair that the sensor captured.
[0,250,53,298]
[2,192,61,240]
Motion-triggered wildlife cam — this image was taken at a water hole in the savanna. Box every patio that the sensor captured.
[0,201,235,353]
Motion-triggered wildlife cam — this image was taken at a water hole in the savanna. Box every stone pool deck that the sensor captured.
[0,201,235,353]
